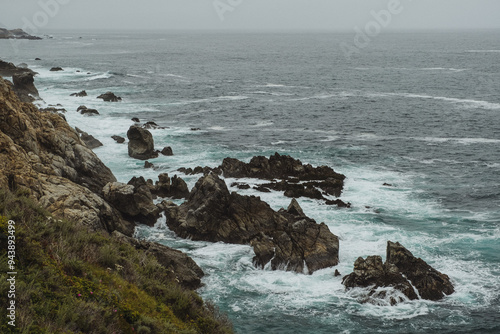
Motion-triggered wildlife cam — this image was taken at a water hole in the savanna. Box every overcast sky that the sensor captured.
[1,0,500,32]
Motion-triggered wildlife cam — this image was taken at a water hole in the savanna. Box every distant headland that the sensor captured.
[0,28,41,40]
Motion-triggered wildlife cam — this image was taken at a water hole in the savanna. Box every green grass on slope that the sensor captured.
[0,188,233,334]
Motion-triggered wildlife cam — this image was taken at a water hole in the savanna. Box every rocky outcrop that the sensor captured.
[103,178,160,226]
[152,173,190,199]
[0,75,133,235]
[0,59,36,77]
[50,67,64,72]
[112,231,204,289]
[77,106,99,116]
[97,91,121,102]
[386,241,455,301]
[343,241,454,303]
[127,125,158,160]
[12,72,40,102]
[161,146,173,156]
[0,28,41,40]
[164,173,339,274]
[70,90,87,97]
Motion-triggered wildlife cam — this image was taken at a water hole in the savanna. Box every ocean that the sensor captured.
[1,30,499,333]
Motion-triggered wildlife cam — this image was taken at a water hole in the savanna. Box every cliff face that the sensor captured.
[0,76,131,233]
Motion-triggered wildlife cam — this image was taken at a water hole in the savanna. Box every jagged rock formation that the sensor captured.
[70,90,87,97]
[0,59,36,77]
[343,241,454,303]
[178,153,349,207]
[164,173,339,274]
[75,127,103,150]
[152,173,190,199]
[12,71,40,102]
[127,125,158,160]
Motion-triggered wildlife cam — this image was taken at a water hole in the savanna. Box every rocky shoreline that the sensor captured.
[0,59,455,309]
[0,28,41,40]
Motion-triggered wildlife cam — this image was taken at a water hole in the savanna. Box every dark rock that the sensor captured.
[97,91,122,102]
[325,199,352,208]
[254,185,271,193]
[231,182,250,190]
[112,231,204,289]
[383,183,393,187]
[79,107,99,116]
[143,121,161,129]
[191,128,201,131]
[343,241,454,303]
[40,107,67,114]
[0,59,36,77]
[70,90,87,97]
[50,67,64,72]
[127,125,158,160]
[131,117,140,123]
[342,255,418,305]
[161,146,174,156]
[77,130,103,150]
[35,58,41,61]
[111,135,125,144]
[164,174,339,274]
[144,161,154,169]
[152,173,189,199]
[334,269,341,277]
[103,178,160,226]
[12,72,40,103]
[287,198,305,217]
[386,241,454,301]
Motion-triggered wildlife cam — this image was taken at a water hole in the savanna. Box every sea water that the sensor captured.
[1,30,499,333]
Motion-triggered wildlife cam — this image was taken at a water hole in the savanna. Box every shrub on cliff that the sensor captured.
[0,188,233,334]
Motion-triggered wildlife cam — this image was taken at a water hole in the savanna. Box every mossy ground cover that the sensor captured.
[0,189,233,334]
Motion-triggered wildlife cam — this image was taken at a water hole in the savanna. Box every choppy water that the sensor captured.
[2,30,499,333]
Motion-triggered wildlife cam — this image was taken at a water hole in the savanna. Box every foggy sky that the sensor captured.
[1,0,500,32]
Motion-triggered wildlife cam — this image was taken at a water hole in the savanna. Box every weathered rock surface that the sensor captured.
[0,75,133,235]
[127,125,158,160]
[103,178,160,226]
[97,91,121,102]
[164,173,339,274]
[75,127,103,150]
[70,90,87,97]
[112,231,204,290]
[152,173,190,199]
[386,241,455,301]
[12,72,40,103]
[343,241,454,303]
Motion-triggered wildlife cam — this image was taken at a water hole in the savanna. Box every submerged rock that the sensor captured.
[111,135,125,143]
[127,125,158,160]
[70,90,87,97]
[164,173,339,274]
[343,241,454,303]
[50,67,64,72]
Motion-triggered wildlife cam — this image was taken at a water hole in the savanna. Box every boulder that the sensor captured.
[143,121,164,129]
[127,125,158,160]
[287,198,305,217]
[70,90,87,97]
[343,241,454,303]
[78,130,103,150]
[144,161,154,169]
[161,146,173,156]
[164,173,339,274]
[131,117,140,123]
[97,91,121,102]
[103,179,160,226]
[50,67,64,72]
[12,72,40,102]
[111,135,125,143]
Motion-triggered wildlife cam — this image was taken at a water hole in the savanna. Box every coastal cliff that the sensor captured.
[0,74,233,333]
